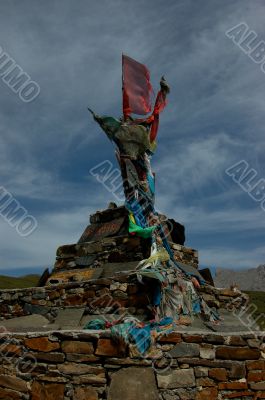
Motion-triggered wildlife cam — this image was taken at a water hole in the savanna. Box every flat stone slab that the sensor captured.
[0,314,50,331]
[53,308,85,328]
[169,342,200,357]
[108,367,159,400]
[157,368,195,389]
[102,262,139,278]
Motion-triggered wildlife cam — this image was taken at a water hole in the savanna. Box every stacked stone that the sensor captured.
[54,236,147,272]
[0,274,247,322]
[46,205,194,285]
[170,243,198,270]
[0,331,264,399]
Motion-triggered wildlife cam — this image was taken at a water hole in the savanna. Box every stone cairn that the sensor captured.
[0,56,264,400]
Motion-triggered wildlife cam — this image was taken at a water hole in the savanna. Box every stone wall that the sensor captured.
[51,238,199,285]
[0,330,264,399]
[0,276,247,322]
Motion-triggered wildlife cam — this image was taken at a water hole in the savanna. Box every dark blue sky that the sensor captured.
[0,0,265,276]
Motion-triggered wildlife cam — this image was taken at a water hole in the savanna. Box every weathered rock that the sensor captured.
[218,381,248,390]
[195,387,218,400]
[158,332,182,343]
[95,338,126,357]
[247,338,261,348]
[61,340,94,354]
[72,374,106,385]
[66,353,100,363]
[249,382,265,390]
[0,374,28,392]
[196,377,215,386]
[182,334,203,343]
[246,360,265,370]
[199,346,215,360]
[248,370,265,382]
[194,367,208,377]
[157,368,195,389]
[0,343,22,355]
[24,337,60,352]
[58,363,104,376]
[73,386,98,400]
[228,362,246,379]
[208,368,227,381]
[204,334,224,344]
[224,391,259,399]
[0,387,23,399]
[216,346,260,360]
[30,352,65,363]
[31,381,65,400]
[169,343,200,358]
[108,367,159,400]
[225,335,247,346]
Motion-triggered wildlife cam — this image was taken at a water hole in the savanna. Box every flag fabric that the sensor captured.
[149,89,168,142]
[122,54,153,117]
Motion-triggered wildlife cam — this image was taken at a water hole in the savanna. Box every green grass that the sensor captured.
[245,291,265,330]
[0,274,40,289]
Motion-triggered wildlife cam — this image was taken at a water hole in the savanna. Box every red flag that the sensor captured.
[122,54,153,117]
[149,90,168,142]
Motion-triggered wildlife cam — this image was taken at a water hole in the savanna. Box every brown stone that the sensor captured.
[31,381,65,400]
[0,343,22,355]
[61,340,94,354]
[30,352,65,363]
[218,381,248,390]
[36,373,67,383]
[72,375,106,385]
[246,360,265,370]
[196,377,215,386]
[195,387,218,400]
[248,370,265,382]
[225,391,257,399]
[64,294,84,306]
[83,290,96,299]
[31,299,47,305]
[219,289,239,297]
[229,363,246,379]
[24,337,60,352]
[208,368,227,381]
[182,334,203,343]
[48,290,60,300]
[58,363,104,376]
[66,353,100,362]
[73,386,98,400]
[249,382,265,390]
[0,375,28,392]
[0,388,23,399]
[216,346,260,360]
[158,332,182,343]
[225,335,247,346]
[95,338,126,357]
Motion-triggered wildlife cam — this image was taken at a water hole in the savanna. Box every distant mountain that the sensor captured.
[0,274,40,289]
[214,264,265,292]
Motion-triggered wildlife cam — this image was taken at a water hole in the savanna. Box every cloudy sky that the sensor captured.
[0,0,265,276]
